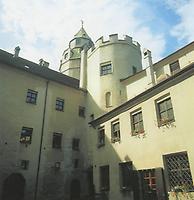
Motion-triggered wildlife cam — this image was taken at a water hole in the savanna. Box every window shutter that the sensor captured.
[132,170,141,200]
[155,168,167,200]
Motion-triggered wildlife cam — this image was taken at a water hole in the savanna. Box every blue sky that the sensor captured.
[0,0,193,71]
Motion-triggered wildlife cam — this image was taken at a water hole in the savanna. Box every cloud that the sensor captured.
[0,0,166,70]
[164,0,194,43]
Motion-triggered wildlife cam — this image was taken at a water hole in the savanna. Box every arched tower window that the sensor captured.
[105,92,112,108]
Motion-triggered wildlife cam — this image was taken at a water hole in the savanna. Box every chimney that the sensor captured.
[14,46,20,57]
[39,58,49,68]
[143,49,155,86]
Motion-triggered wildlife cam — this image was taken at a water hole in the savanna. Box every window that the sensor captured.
[98,127,105,147]
[52,133,62,149]
[119,162,133,190]
[64,53,68,59]
[111,120,120,142]
[56,98,64,111]
[132,66,137,75]
[73,159,79,168]
[100,63,112,76]
[105,92,112,107]
[72,138,80,151]
[26,89,38,104]
[169,60,180,75]
[131,109,144,135]
[79,106,85,117]
[20,127,33,144]
[100,165,110,191]
[164,152,194,191]
[156,96,175,126]
[20,160,29,170]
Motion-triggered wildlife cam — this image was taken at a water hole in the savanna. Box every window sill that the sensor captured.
[158,119,175,127]
[131,130,145,136]
[111,137,120,143]
[120,186,131,192]
[97,143,105,148]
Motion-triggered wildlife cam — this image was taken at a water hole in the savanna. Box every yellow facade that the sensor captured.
[1,26,194,200]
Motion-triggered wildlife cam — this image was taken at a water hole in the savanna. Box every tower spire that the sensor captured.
[81,20,84,28]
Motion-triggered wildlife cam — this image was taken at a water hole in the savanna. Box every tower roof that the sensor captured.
[74,26,91,39]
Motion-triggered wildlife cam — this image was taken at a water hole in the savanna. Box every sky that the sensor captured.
[0,0,194,71]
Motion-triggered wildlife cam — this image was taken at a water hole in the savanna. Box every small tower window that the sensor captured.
[105,92,112,108]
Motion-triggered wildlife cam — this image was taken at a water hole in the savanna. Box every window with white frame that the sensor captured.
[100,63,112,76]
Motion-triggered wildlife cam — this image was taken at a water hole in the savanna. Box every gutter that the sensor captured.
[34,80,49,200]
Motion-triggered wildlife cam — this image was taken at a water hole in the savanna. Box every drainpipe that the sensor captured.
[34,80,49,200]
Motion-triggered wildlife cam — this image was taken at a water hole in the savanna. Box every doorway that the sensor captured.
[1,173,25,200]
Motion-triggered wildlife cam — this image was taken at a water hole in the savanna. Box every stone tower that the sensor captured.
[59,24,93,79]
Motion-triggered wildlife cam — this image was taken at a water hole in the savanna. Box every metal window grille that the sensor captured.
[164,152,194,191]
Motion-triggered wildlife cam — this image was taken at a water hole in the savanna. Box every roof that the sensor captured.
[90,62,194,127]
[74,27,91,39]
[153,41,194,68]
[0,49,79,89]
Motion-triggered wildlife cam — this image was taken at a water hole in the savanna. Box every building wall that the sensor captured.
[92,72,194,200]
[0,63,89,200]
[87,34,142,117]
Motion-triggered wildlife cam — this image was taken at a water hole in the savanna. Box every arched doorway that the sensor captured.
[1,173,25,200]
[70,179,80,200]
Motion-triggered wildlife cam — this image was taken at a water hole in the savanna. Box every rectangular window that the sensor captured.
[26,89,38,104]
[52,133,62,149]
[20,160,29,170]
[98,127,105,148]
[56,98,64,111]
[79,106,85,117]
[169,60,180,75]
[119,162,133,190]
[156,96,175,126]
[72,138,80,151]
[100,165,110,191]
[20,127,33,144]
[164,152,194,191]
[131,109,144,135]
[73,159,79,168]
[100,63,112,76]
[111,120,120,142]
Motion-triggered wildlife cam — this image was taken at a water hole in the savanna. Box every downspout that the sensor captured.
[34,80,49,200]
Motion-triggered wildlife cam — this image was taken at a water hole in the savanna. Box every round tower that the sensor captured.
[86,34,143,116]
[59,24,93,79]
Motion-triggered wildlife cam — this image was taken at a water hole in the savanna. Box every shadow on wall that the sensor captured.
[1,173,25,200]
